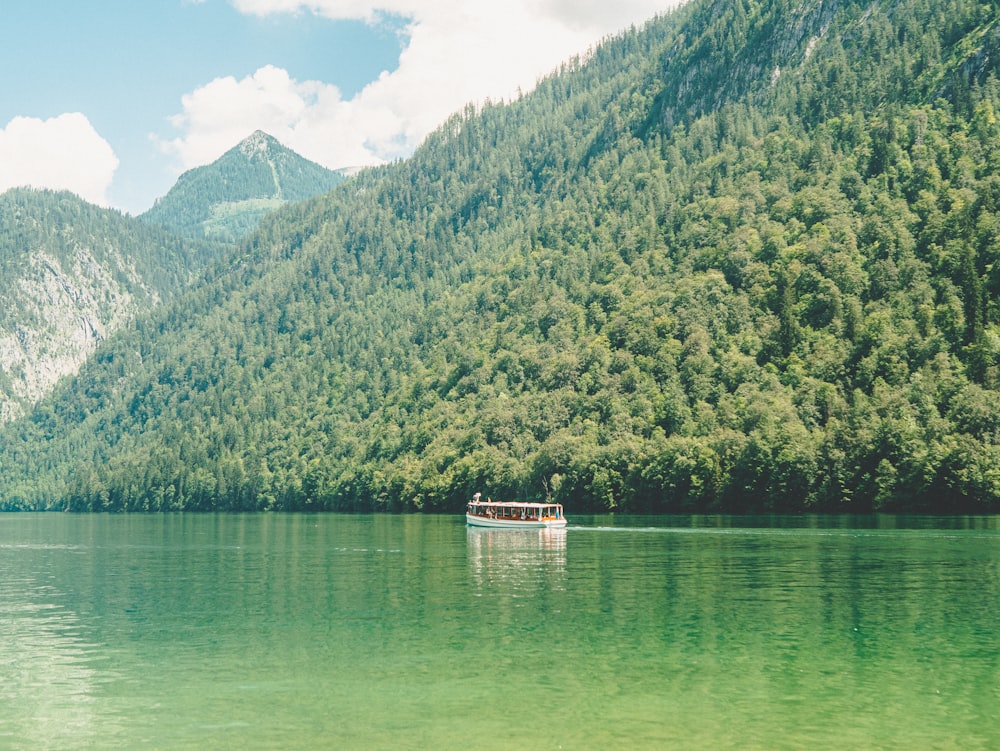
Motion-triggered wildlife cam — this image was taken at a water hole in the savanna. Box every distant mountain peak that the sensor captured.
[239,130,279,158]
[141,132,343,242]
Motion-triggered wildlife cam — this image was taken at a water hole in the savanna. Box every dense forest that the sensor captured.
[3,0,1000,514]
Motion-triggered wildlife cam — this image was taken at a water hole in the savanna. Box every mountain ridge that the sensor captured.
[0,188,230,422]
[0,132,344,421]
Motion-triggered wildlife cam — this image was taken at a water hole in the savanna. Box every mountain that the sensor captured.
[140,131,345,241]
[0,134,340,422]
[3,0,1000,514]
[0,189,229,423]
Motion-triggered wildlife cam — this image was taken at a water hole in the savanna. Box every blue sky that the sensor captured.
[0,0,677,213]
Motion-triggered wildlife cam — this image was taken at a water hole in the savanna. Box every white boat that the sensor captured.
[466,494,567,528]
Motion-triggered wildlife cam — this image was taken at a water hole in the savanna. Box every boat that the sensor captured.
[466,493,567,528]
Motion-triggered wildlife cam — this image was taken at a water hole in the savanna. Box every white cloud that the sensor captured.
[0,114,120,206]
[159,0,678,174]
[156,66,349,169]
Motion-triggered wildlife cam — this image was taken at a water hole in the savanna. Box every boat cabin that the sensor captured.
[466,496,567,528]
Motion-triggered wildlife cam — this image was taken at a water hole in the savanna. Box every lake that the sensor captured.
[1,513,997,749]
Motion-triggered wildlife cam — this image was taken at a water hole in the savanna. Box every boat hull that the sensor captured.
[466,513,568,529]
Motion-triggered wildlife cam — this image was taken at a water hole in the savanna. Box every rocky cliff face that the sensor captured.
[0,246,152,421]
[0,188,227,424]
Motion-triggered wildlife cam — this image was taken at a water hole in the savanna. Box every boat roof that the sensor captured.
[469,500,561,507]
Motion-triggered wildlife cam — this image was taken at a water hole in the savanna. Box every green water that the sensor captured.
[1,513,997,750]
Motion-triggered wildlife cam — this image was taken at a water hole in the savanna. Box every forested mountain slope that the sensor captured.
[3,0,1000,513]
[140,131,344,241]
[0,189,228,423]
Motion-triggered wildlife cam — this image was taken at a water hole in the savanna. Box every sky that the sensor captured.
[0,0,681,214]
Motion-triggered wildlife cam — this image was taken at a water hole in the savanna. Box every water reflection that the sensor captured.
[466,526,566,594]
[0,567,112,749]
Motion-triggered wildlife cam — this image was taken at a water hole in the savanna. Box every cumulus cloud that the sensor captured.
[0,113,120,206]
[159,0,678,173]
[157,66,349,169]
